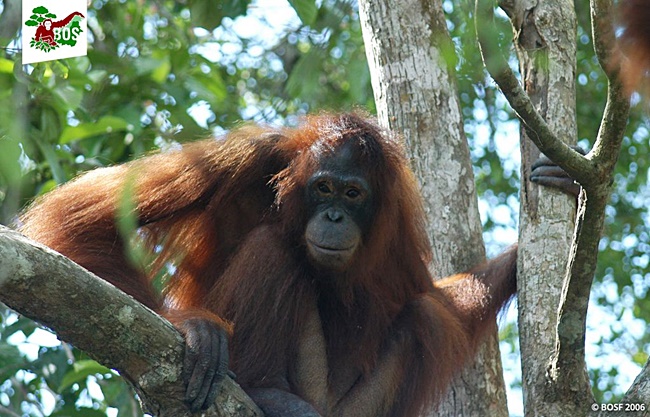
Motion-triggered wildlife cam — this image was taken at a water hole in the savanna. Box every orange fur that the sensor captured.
[20,113,517,417]
[616,0,650,95]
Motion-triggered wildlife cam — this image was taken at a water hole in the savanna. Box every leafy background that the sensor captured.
[0,0,647,415]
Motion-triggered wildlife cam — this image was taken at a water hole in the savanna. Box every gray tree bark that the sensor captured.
[505,1,587,416]
[359,0,509,415]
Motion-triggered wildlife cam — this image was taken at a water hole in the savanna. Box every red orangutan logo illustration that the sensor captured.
[25,6,85,52]
[35,13,84,46]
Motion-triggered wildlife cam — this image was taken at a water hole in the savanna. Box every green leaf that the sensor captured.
[151,56,171,84]
[5,317,38,338]
[632,350,648,366]
[87,69,108,84]
[37,179,57,196]
[40,106,62,143]
[58,360,111,393]
[52,85,83,110]
[288,0,318,25]
[51,407,108,417]
[190,0,250,30]
[347,54,370,103]
[60,116,130,144]
[0,58,13,74]
[184,72,227,104]
[0,136,22,183]
[0,343,24,370]
[134,56,167,77]
[285,50,322,98]
[50,61,70,79]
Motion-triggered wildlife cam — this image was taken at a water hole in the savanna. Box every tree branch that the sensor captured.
[591,0,618,80]
[0,225,262,417]
[552,0,630,398]
[590,0,631,174]
[474,0,593,186]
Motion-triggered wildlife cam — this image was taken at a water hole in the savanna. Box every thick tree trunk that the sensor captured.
[359,0,509,415]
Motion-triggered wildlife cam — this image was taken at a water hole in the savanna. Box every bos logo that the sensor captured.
[22,1,87,64]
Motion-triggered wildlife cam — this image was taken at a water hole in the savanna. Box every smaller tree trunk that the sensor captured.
[507,0,592,415]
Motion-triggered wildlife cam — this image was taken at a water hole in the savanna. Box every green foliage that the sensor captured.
[58,361,111,393]
[0,309,139,416]
[282,1,374,112]
[288,0,318,25]
[60,116,130,144]
[188,0,251,30]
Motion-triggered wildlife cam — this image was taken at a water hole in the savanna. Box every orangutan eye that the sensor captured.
[317,182,332,194]
[346,188,360,199]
